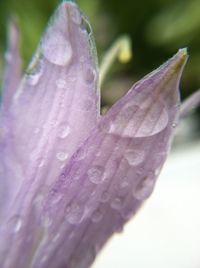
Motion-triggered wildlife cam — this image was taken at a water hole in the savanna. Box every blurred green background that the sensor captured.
[0,0,200,107]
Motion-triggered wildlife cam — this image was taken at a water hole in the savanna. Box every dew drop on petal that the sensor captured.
[124,149,145,166]
[110,197,123,210]
[119,179,129,189]
[66,203,85,225]
[8,215,22,233]
[42,31,72,66]
[133,173,156,200]
[87,166,105,184]
[56,152,68,161]
[56,79,67,89]
[91,209,103,223]
[58,124,71,139]
[26,58,44,86]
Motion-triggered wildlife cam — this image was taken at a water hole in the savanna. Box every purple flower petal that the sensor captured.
[1,19,22,110]
[0,1,99,222]
[0,49,187,268]
[180,88,200,118]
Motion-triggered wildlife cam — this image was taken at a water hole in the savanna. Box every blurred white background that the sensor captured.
[93,122,200,268]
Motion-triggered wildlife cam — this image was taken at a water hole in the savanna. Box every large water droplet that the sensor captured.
[109,99,168,138]
[69,3,82,25]
[56,152,68,161]
[133,173,156,200]
[42,31,72,66]
[66,203,85,225]
[58,124,71,139]
[125,149,145,166]
[87,166,105,184]
[8,215,22,233]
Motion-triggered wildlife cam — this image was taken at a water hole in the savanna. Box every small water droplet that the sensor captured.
[172,123,177,128]
[8,215,22,233]
[56,79,67,89]
[110,197,123,210]
[42,31,72,66]
[26,58,44,86]
[66,203,85,225]
[119,179,129,189]
[91,209,103,223]
[69,4,82,25]
[100,191,110,203]
[56,152,68,161]
[133,173,155,200]
[125,149,144,166]
[87,165,105,184]
[58,124,71,138]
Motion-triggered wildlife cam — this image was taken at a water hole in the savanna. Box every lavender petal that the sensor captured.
[1,49,187,268]
[0,1,99,227]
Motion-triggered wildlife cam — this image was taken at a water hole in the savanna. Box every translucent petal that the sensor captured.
[0,50,187,268]
[0,1,99,223]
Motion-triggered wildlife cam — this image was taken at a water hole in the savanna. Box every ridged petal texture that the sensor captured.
[0,2,187,268]
[0,2,99,222]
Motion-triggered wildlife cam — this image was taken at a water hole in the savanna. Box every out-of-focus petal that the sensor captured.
[180,89,200,118]
[1,19,21,110]
[1,50,186,268]
[0,1,99,222]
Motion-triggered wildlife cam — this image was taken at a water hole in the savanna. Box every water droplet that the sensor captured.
[119,179,129,189]
[110,197,123,210]
[8,215,22,233]
[109,99,168,138]
[69,4,82,25]
[56,152,68,161]
[58,124,71,138]
[87,166,105,184]
[172,123,177,128]
[42,31,72,66]
[66,203,85,225]
[26,58,44,86]
[125,149,145,166]
[100,191,110,203]
[56,79,67,89]
[91,209,103,223]
[83,67,96,84]
[133,173,156,200]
